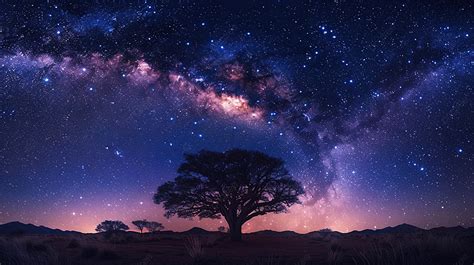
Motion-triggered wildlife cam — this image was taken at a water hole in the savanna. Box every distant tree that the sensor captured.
[319,228,332,233]
[154,149,304,241]
[132,219,149,233]
[217,226,228,233]
[145,221,164,233]
[95,220,129,233]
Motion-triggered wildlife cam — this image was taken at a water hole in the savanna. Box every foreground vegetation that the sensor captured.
[1,228,473,265]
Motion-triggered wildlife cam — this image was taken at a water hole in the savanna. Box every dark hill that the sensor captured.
[250,230,302,237]
[349,223,424,235]
[182,227,210,234]
[380,223,424,234]
[0,221,80,235]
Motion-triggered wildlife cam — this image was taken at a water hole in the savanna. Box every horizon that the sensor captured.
[1,1,472,236]
[3,220,469,235]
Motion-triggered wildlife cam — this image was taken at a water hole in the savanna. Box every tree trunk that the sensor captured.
[229,221,242,241]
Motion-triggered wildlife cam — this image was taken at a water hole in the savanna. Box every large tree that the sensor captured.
[153,149,304,241]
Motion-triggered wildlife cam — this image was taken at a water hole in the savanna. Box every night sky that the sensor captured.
[0,1,472,233]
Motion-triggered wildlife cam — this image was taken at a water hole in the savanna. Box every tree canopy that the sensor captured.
[146,221,164,233]
[132,219,148,233]
[154,149,304,240]
[95,220,129,233]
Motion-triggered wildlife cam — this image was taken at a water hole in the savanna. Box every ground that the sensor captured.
[1,229,473,265]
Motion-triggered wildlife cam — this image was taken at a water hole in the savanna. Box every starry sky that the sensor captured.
[0,1,472,233]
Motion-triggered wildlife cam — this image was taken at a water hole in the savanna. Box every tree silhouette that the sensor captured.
[132,219,148,233]
[145,221,164,233]
[154,149,304,241]
[217,226,228,233]
[95,220,129,233]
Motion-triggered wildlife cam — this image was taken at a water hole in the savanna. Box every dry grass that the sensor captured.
[327,239,343,265]
[184,235,205,260]
[1,231,472,265]
[0,237,65,265]
[350,233,472,265]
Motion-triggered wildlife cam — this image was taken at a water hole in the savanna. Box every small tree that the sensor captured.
[154,149,304,241]
[132,219,149,233]
[217,226,228,233]
[95,220,129,233]
[319,228,332,233]
[145,221,164,233]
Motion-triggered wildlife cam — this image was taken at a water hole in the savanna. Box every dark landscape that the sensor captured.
[1,222,473,265]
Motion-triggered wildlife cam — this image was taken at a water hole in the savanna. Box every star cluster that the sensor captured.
[0,1,472,233]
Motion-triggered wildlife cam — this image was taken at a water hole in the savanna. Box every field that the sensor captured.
[1,228,474,265]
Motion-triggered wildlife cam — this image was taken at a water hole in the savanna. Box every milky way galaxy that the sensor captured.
[0,1,473,233]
